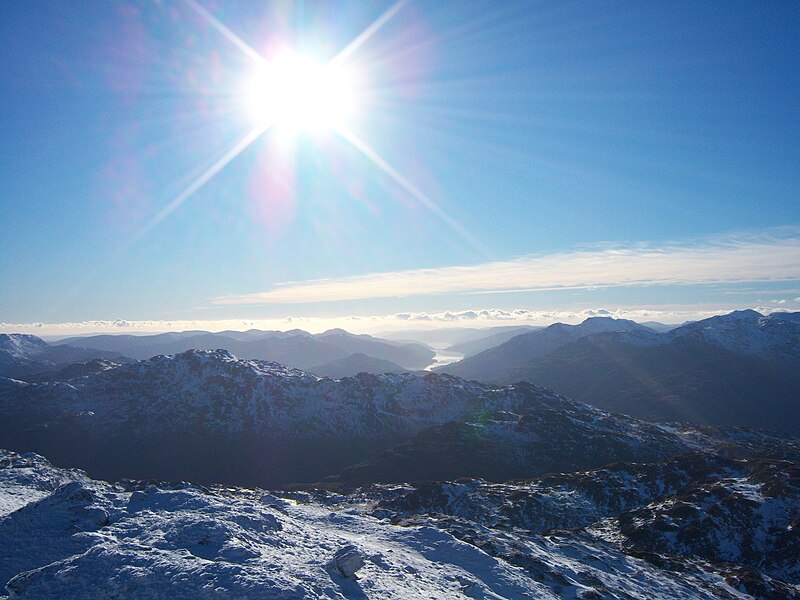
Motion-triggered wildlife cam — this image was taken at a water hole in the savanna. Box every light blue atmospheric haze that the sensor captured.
[1,1,799,326]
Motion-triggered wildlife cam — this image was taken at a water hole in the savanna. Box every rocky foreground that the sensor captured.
[2,448,798,599]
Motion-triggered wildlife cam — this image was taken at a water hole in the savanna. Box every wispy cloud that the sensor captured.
[212,230,800,305]
[4,304,799,338]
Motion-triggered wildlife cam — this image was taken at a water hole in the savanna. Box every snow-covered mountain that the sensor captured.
[2,445,797,598]
[2,343,798,598]
[0,349,693,488]
[366,426,800,531]
[665,309,800,361]
[0,334,50,360]
[0,334,130,380]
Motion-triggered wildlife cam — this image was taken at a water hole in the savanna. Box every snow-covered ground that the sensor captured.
[3,450,797,599]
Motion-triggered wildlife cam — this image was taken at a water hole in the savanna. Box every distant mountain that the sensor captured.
[53,331,221,360]
[379,325,544,351]
[445,325,539,357]
[0,334,130,379]
[439,311,800,435]
[308,353,408,378]
[314,329,433,368]
[437,317,653,382]
[0,349,691,488]
[57,328,435,371]
[233,333,351,370]
[665,309,800,361]
[377,327,492,347]
[639,320,680,332]
[503,333,800,434]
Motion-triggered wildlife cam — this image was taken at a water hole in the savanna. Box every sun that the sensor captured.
[243,51,356,133]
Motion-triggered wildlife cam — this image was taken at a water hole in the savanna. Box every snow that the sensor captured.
[0,335,49,361]
[3,450,787,599]
[0,452,91,518]
[667,309,800,358]
[0,349,689,458]
[0,461,537,598]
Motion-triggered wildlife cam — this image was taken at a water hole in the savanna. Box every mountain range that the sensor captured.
[0,348,692,488]
[57,328,434,372]
[2,328,435,381]
[1,326,799,597]
[0,334,130,380]
[443,325,540,357]
[437,310,800,435]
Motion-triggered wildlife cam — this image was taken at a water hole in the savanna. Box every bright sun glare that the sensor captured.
[244,52,356,132]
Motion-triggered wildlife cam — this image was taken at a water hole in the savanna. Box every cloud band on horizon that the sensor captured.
[211,230,800,305]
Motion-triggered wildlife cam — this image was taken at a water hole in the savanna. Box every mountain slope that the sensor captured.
[0,334,130,379]
[315,329,434,369]
[438,311,800,434]
[318,402,689,490]
[437,317,654,381]
[308,353,409,378]
[504,324,800,435]
[445,326,539,357]
[1,349,690,488]
[665,309,800,361]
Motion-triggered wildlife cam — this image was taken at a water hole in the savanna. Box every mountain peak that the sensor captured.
[318,328,351,337]
[577,316,642,333]
[720,309,763,321]
[172,348,237,361]
[0,333,50,358]
[284,329,313,337]
[763,311,800,324]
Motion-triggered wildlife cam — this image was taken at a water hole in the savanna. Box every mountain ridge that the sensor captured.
[437,310,800,434]
[1,349,695,488]
[56,329,435,371]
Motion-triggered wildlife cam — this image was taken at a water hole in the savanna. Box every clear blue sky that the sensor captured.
[2,1,799,332]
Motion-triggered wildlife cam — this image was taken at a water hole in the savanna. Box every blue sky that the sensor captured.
[1,1,799,334]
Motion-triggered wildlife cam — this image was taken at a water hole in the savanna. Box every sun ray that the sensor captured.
[329,0,408,66]
[335,125,490,257]
[141,124,268,235]
[128,1,483,256]
[44,123,271,319]
[46,2,475,319]
[182,0,264,64]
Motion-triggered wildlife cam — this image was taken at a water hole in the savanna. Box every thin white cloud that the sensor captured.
[721,288,800,295]
[4,305,798,338]
[211,230,800,306]
[388,307,725,324]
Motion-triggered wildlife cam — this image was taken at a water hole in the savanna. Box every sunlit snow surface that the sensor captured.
[3,451,797,599]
